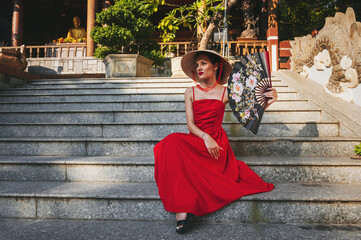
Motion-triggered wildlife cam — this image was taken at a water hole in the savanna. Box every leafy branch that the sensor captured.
[141,0,224,43]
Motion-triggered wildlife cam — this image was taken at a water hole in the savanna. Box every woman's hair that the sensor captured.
[195,52,220,65]
[195,52,221,78]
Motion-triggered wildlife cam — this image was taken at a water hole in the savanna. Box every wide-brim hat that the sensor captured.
[181,49,232,85]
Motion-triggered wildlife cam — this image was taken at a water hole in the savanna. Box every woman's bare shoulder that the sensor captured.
[185,86,194,96]
[185,86,193,93]
[185,86,194,100]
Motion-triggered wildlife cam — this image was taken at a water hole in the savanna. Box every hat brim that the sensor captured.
[181,50,232,85]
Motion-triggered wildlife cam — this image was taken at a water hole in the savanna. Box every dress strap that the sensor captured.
[221,87,226,102]
[192,86,195,101]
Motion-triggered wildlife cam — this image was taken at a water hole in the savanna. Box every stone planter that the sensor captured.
[171,56,187,77]
[103,54,154,78]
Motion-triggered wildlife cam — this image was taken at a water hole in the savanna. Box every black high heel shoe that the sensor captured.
[176,213,191,234]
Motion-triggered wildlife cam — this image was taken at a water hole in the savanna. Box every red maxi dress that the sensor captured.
[154,87,274,216]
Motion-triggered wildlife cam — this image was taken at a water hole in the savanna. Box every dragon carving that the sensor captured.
[290,7,361,95]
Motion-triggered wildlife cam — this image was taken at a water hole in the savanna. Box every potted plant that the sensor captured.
[352,143,361,159]
[91,0,164,77]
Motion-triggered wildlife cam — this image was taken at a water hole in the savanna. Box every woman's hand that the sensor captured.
[264,87,278,109]
[202,134,223,159]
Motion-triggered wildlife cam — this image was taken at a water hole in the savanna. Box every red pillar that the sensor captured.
[11,0,23,46]
[87,0,96,57]
[267,0,279,72]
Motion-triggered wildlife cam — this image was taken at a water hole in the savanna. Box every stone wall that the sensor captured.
[25,56,176,77]
[0,72,27,89]
[27,57,105,75]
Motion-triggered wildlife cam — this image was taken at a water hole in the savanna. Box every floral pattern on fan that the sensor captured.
[228,55,265,124]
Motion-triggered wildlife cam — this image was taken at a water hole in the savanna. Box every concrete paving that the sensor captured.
[1,218,361,240]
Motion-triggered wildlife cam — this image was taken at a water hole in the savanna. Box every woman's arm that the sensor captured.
[185,87,222,159]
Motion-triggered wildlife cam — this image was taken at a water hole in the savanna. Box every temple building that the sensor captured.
[0,0,283,76]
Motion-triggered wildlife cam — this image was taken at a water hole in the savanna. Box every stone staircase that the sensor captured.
[0,75,361,226]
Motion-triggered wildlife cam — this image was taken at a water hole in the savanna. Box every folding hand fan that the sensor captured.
[227,51,272,135]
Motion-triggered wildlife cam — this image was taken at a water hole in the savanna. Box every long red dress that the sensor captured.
[154,87,274,216]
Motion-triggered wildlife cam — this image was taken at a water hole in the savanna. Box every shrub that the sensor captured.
[91,0,164,66]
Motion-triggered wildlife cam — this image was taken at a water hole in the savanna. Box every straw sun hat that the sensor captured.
[181,49,232,85]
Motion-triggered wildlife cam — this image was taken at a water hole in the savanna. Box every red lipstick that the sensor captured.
[198,72,204,76]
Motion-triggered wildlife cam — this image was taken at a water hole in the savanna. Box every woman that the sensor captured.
[154,50,278,234]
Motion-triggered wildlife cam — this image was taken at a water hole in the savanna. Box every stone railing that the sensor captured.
[159,42,198,57]
[159,40,267,57]
[1,40,267,76]
[3,40,268,59]
[0,44,87,59]
[228,40,267,55]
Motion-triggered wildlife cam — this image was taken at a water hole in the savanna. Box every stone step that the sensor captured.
[30,77,195,84]
[0,91,301,101]
[24,82,286,92]
[1,156,360,184]
[29,77,283,85]
[0,136,358,157]
[1,180,361,224]
[0,121,340,137]
[2,219,361,240]
[30,77,192,83]
[0,109,329,123]
[0,87,292,95]
[0,100,318,111]
[25,82,289,89]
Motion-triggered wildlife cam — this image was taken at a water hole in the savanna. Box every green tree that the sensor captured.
[335,0,361,19]
[141,0,239,50]
[91,0,163,65]
[279,0,361,40]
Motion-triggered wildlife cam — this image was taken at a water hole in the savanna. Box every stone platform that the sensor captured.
[27,57,105,75]
[1,219,361,240]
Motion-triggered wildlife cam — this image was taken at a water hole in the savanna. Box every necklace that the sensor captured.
[196,81,218,92]
[192,72,219,92]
